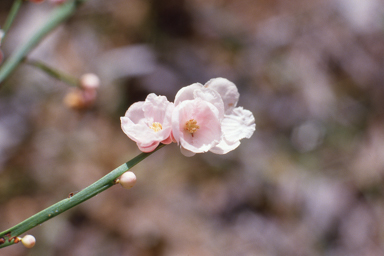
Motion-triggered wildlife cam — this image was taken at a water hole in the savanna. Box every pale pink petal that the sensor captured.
[137,141,161,153]
[204,77,240,114]
[161,136,174,145]
[194,87,225,120]
[143,93,174,125]
[121,116,155,144]
[174,83,203,106]
[174,82,225,120]
[172,98,222,153]
[170,131,177,143]
[123,101,145,123]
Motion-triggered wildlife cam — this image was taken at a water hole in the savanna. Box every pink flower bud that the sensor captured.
[119,171,137,189]
[79,73,100,90]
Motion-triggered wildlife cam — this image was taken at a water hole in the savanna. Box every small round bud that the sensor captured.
[119,171,137,189]
[21,235,36,248]
[79,73,100,90]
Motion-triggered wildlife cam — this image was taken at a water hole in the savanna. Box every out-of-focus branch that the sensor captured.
[26,59,79,86]
[1,0,24,44]
[0,0,89,88]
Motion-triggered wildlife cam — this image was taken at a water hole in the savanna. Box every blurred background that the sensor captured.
[1,0,384,255]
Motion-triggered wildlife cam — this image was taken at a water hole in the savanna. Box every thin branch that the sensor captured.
[0,144,165,248]
[26,59,79,86]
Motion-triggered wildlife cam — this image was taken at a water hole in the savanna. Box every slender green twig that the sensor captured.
[0,144,165,249]
[26,59,79,86]
[0,0,89,88]
[1,0,24,44]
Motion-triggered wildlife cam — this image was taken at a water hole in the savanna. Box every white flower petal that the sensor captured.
[123,101,145,123]
[121,116,161,145]
[204,77,240,114]
[143,93,174,125]
[222,107,255,142]
[210,107,255,154]
[174,83,203,106]
[209,138,240,154]
[174,83,225,119]
[194,87,225,120]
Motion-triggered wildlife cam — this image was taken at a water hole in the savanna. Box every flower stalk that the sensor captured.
[0,144,164,249]
[26,59,79,86]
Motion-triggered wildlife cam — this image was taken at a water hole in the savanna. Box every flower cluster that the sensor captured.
[121,78,255,156]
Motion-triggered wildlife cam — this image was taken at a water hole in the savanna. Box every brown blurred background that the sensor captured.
[1,0,384,255]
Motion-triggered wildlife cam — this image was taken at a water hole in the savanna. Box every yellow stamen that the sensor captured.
[185,119,200,135]
[150,122,162,132]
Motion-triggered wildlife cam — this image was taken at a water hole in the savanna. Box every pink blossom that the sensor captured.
[121,93,174,152]
[171,78,255,156]
[172,97,222,156]
[172,82,225,156]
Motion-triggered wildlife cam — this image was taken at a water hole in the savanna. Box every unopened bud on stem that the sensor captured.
[118,171,137,189]
[21,235,36,248]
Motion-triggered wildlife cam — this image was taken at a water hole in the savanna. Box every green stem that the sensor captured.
[26,59,79,86]
[1,0,24,44]
[0,0,89,88]
[0,144,165,248]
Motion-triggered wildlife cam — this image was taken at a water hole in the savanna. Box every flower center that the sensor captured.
[150,122,163,132]
[185,119,200,134]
